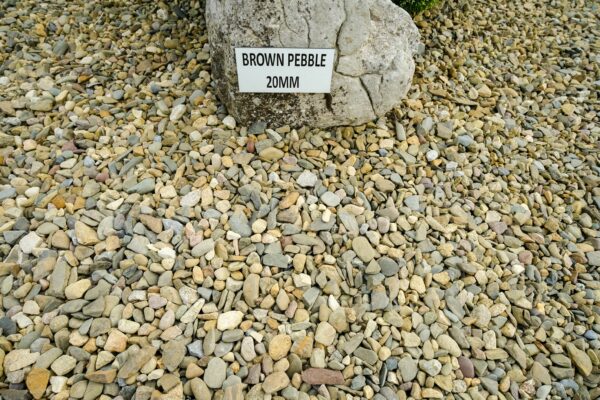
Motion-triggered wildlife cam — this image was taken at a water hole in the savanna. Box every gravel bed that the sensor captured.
[0,0,598,399]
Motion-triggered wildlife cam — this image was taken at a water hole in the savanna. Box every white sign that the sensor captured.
[235,48,336,94]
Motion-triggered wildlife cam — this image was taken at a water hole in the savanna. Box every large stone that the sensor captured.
[26,368,50,399]
[206,0,420,128]
[4,349,39,372]
[301,368,345,385]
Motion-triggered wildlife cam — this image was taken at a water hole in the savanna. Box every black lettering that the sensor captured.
[301,53,307,67]
[290,76,299,88]
[242,53,249,66]
[249,53,256,66]
[265,53,274,66]
[319,53,326,67]
[288,53,294,66]
[265,76,300,89]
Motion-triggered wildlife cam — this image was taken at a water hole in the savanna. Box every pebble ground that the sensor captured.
[0,0,599,399]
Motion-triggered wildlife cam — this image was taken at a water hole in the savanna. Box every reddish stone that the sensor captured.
[95,171,109,183]
[458,356,475,378]
[246,139,255,153]
[301,368,345,385]
[62,141,77,151]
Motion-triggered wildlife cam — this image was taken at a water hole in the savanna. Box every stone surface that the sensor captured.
[262,371,290,394]
[217,311,244,330]
[204,357,227,389]
[4,350,38,372]
[301,368,345,385]
[26,368,50,399]
[206,0,420,128]
[268,334,292,361]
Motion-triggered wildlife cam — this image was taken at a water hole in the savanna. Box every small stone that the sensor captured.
[420,359,442,376]
[587,251,600,266]
[50,355,76,376]
[26,368,50,399]
[163,340,186,372]
[0,187,16,201]
[566,343,593,377]
[398,357,418,382]
[241,337,256,362]
[85,369,117,384]
[269,334,292,361]
[217,311,244,330]
[229,211,252,237]
[223,116,237,129]
[320,192,341,207]
[118,346,156,379]
[315,322,337,346]
[51,231,70,249]
[64,279,91,300]
[204,357,227,389]
[0,317,17,335]
[297,171,318,187]
[426,149,439,161]
[457,356,474,378]
[259,147,284,161]
[19,232,43,254]
[352,237,376,262]
[243,273,260,307]
[127,235,150,255]
[378,257,400,277]
[105,330,128,352]
[437,334,461,357]
[170,104,186,121]
[191,378,212,400]
[404,195,420,211]
[29,97,54,112]
[262,371,290,394]
[301,368,345,385]
[4,349,39,372]
[371,285,389,310]
[252,219,267,234]
[354,347,378,365]
[181,190,201,207]
[75,222,99,245]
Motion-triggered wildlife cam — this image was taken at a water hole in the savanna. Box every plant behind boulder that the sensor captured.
[392,0,439,14]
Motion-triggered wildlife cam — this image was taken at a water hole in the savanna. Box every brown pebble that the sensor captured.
[301,368,345,385]
[458,356,475,378]
[247,139,255,153]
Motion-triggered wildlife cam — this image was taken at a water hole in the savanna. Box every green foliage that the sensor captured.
[392,0,439,14]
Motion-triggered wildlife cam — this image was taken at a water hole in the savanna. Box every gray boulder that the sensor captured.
[206,0,420,128]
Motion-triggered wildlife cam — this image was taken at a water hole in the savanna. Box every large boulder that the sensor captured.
[206,0,420,128]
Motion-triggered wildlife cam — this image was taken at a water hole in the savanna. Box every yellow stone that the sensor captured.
[26,368,50,399]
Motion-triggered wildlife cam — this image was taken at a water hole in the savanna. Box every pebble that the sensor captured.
[262,371,290,394]
[297,171,318,187]
[315,322,337,346]
[302,368,345,385]
[352,237,376,262]
[320,191,341,207]
[217,311,244,330]
[204,357,227,389]
[26,368,50,399]
[18,232,42,254]
[269,334,292,361]
[398,357,418,382]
